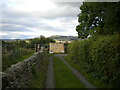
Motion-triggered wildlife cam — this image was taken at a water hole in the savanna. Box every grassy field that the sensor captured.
[53,56,85,88]
[2,51,34,71]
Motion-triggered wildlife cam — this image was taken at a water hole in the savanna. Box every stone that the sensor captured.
[1,72,13,89]
[2,51,44,88]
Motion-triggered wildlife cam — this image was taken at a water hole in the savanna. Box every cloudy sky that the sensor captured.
[1,0,84,39]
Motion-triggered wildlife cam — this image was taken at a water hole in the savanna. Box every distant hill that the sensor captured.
[49,35,81,41]
[1,39,21,42]
[1,35,81,42]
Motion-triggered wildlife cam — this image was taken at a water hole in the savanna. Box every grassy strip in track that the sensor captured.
[53,56,85,88]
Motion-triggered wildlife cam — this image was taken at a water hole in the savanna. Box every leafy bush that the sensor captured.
[2,48,34,71]
[67,34,120,87]
[90,34,120,87]
[68,36,99,65]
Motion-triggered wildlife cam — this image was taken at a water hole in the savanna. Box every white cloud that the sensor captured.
[6,0,56,13]
[0,32,8,36]
[1,0,81,39]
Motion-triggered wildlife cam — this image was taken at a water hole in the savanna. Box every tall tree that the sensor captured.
[76,2,120,39]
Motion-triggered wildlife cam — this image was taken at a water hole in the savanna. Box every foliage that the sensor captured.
[71,1,120,88]
[31,64,36,75]
[28,51,49,88]
[2,39,34,71]
[67,34,120,88]
[2,35,54,71]
[76,2,120,39]
[29,35,55,48]
[2,51,34,71]
[90,34,120,87]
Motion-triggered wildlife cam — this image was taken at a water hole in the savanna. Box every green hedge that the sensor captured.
[67,34,120,87]
[90,34,120,87]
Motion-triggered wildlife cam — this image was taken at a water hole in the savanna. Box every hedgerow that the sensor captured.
[67,34,120,87]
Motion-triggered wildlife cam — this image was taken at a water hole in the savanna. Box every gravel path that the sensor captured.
[45,56,54,88]
[54,54,96,88]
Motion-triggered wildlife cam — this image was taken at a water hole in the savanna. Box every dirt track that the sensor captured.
[45,56,54,88]
[45,54,96,88]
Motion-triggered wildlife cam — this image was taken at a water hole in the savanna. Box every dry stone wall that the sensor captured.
[2,51,44,89]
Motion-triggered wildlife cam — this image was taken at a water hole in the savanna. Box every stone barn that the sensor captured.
[49,43,65,53]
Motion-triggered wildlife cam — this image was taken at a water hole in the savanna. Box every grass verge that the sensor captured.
[28,52,49,88]
[53,56,85,88]
[64,56,111,88]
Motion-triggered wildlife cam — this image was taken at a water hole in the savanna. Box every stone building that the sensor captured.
[49,43,65,53]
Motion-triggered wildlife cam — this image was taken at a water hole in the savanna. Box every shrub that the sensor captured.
[68,36,98,65]
[90,34,120,87]
[2,48,34,71]
[67,34,120,87]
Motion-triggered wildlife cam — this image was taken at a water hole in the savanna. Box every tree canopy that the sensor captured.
[76,2,120,39]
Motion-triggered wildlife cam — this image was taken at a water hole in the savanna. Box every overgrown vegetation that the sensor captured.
[2,51,34,71]
[53,56,84,88]
[2,35,54,71]
[66,34,120,88]
[2,40,34,71]
[2,41,34,71]
[28,51,49,88]
[28,35,55,48]
[66,2,120,88]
